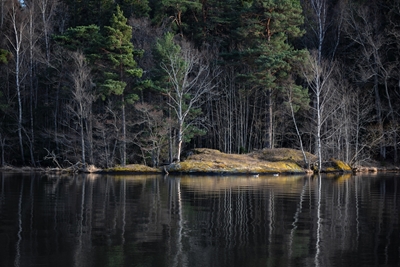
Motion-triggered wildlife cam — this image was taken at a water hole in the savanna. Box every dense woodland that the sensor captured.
[0,0,399,169]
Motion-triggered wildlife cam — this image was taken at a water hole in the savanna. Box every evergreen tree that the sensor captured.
[0,49,10,64]
[102,5,143,165]
[151,0,202,36]
[54,25,104,61]
[199,0,243,46]
[61,0,115,27]
[237,0,307,148]
[117,0,150,19]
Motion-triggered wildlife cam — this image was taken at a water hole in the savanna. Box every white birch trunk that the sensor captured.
[8,3,27,165]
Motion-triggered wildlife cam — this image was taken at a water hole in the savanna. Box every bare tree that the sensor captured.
[347,88,376,166]
[343,4,388,160]
[0,0,9,29]
[93,102,121,168]
[68,51,95,166]
[302,50,336,171]
[157,34,219,162]
[37,0,57,64]
[133,102,170,166]
[24,0,41,166]
[285,82,310,168]
[300,0,344,171]
[6,1,28,165]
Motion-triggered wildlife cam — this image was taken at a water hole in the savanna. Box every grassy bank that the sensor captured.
[0,148,356,175]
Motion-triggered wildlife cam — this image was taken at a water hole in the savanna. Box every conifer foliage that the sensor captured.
[101,5,143,166]
[0,0,399,167]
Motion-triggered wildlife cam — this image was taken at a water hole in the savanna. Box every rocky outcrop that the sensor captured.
[165,148,310,175]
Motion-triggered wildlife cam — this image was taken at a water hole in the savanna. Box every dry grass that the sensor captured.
[105,164,161,173]
[172,148,310,174]
[0,148,356,175]
[250,148,317,166]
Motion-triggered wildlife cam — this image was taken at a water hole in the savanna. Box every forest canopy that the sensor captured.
[0,0,399,169]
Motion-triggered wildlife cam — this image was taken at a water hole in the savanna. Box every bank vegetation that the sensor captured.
[1,0,400,172]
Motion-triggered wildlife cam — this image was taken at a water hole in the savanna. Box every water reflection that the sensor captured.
[0,172,399,267]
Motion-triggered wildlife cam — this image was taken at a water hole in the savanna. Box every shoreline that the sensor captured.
[1,148,399,175]
[0,164,399,175]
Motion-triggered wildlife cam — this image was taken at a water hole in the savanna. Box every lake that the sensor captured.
[0,172,399,267]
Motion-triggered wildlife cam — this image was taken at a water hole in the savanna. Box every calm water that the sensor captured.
[0,172,399,267]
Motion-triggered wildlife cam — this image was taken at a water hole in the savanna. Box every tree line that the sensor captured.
[0,0,399,169]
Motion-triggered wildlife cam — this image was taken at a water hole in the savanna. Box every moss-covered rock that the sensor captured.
[104,164,161,173]
[250,148,317,167]
[321,159,352,173]
[166,148,307,174]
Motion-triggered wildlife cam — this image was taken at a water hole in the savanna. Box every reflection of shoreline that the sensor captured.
[178,175,307,194]
[2,173,398,267]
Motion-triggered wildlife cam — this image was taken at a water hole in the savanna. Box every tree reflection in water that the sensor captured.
[0,173,399,267]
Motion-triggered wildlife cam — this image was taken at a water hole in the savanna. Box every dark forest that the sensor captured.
[0,0,399,169]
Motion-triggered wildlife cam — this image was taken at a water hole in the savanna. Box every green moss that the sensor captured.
[322,159,352,173]
[169,158,304,174]
[332,159,352,171]
[97,148,323,175]
[253,148,316,166]
[106,164,160,173]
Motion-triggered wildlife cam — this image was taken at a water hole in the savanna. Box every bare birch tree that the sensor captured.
[156,33,219,162]
[285,81,310,168]
[0,0,9,29]
[301,0,344,170]
[68,51,95,166]
[38,0,57,64]
[6,1,28,165]
[133,102,170,166]
[302,50,335,171]
[24,1,41,166]
[343,4,388,160]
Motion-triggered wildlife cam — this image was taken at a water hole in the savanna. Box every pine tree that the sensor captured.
[0,49,10,64]
[237,0,307,149]
[102,5,143,165]
[202,0,242,42]
[54,25,104,61]
[117,0,150,18]
[152,0,202,36]
[61,0,115,27]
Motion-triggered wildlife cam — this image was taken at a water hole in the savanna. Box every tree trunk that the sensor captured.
[373,64,384,160]
[385,79,397,163]
[9,4,26,165]
[28,7,36,167]
[121,96,126,166]
[0,134,5,167]
[0,0,4,28]
[80,116,85,165]
[176,118,183,162]
[16,55,24,165]
[85,116,94,164]
[289,96,309,168]
[39,0,52,64]
[265,89,273,149]
[316,86,322,172]
[168,101,173,163]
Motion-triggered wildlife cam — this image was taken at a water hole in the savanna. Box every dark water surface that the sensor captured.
[0,172,399,267]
